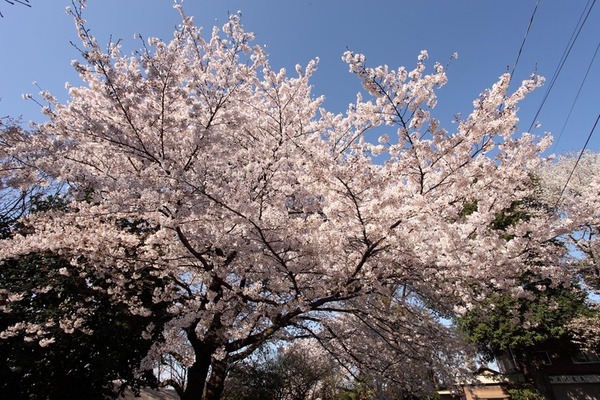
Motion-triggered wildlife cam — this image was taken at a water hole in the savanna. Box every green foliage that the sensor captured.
[459,201,478,218]
[0,191,173,398]
[28,193,69,213]
[457,184,588,365]
[490,200,530,232]
[336,390,359,400]
[457,281,588,361]
[506,383,546,400]
[0,193,168,399]
[0,252,168,399]
[223,362,284,400]
[0,193,69,241]
[459,196,542,240]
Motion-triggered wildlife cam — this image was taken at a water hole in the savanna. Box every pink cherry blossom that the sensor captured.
[0,3,584,399]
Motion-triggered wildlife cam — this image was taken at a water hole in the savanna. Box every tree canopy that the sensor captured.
[1,2,597,399]
[539,151,600,353]
[0,194,170,399]
[458,279,588,358]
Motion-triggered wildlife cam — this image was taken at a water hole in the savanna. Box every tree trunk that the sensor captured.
[181,355,211,400]
[180,315,222,400]
[204,357,228,400]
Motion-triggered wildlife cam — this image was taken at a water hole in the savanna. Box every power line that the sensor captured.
[528,0,597,133]
[0,0,31,18]
[511,0,541,79]
[555,113,600,207]
[551,39,600,153]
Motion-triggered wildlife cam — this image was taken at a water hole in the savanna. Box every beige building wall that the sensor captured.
[463,383,510,400]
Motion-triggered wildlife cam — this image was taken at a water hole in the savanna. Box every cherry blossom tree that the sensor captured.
[222,339,342,400]
[539,151,600,352]
[0,2,574,399]
[539,151,600,291]
[315,307,473,397]
[0,117,43,227]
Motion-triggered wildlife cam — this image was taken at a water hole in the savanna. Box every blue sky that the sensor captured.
[1,0,598,156]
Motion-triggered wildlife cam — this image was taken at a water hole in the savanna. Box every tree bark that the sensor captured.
[181,327,214,400]
[181,356,211,400]
[204,357,228,400]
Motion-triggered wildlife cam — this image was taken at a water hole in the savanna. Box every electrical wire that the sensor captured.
[551,40,600,153]
[0,0,31,17]
[511,0,541,79]
[528,0,597,132]
[555,113,600,207]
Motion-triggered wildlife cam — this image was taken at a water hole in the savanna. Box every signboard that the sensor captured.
[549,375,600,384]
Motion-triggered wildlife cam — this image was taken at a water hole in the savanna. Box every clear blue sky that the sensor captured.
[1,0,598,156]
